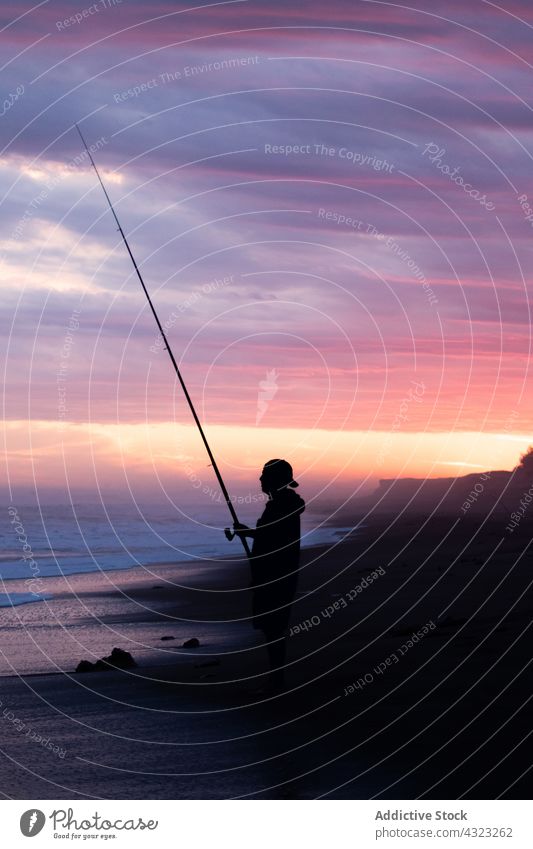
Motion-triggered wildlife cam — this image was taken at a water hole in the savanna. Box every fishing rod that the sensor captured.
[75,123,251,559]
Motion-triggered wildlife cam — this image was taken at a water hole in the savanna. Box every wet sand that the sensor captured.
[0,511,531,799]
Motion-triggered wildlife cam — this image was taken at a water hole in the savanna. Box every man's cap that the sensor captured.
[262,458,299,488]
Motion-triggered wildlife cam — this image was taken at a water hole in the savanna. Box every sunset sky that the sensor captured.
[2,0,533,507]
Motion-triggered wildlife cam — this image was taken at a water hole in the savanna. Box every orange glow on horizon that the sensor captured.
[2,420,530,497]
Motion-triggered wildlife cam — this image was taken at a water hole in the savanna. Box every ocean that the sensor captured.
[2,501,353,606]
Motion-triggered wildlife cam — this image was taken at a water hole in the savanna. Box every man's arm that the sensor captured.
[233,522,257,539]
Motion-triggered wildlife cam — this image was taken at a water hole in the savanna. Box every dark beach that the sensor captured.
[0,507,531,799]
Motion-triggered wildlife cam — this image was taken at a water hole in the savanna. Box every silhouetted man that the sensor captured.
[234,459,305,691]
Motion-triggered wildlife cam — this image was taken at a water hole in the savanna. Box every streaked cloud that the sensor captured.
[2,0,532,494]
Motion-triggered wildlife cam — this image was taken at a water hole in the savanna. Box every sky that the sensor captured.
[2,0,533,509]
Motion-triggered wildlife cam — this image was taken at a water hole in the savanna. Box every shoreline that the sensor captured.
[0,518,356,595]
[0,532,356,679]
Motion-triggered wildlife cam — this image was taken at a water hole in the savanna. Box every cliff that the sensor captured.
[357,469,531,517]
